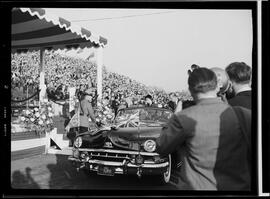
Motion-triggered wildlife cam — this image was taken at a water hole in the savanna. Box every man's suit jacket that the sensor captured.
[156,98,251,190]
[228,90,252,110]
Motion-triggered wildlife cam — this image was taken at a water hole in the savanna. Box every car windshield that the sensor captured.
[114,107,172,127]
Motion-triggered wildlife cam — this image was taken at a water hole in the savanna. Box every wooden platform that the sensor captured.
[11,130,48,160]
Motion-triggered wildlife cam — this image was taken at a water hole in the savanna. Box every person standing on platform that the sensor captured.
[111,95,120,116]
[78,90,96,134]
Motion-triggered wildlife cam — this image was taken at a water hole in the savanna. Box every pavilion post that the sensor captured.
[96,46,103,101]
[39,48,46,108]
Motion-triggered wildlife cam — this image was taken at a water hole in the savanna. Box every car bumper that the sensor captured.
[68,149,169,175]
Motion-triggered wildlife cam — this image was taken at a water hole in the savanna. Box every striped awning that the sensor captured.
[11,8,107,53]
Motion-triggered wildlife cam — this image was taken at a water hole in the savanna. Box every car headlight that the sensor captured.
[74,137,82,148]
[143,140,156,152]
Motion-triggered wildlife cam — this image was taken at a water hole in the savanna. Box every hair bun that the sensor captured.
[188,64,200,76]
[191,64,200,70]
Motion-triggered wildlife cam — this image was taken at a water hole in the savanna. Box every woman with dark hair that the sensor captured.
[156,66,251,190]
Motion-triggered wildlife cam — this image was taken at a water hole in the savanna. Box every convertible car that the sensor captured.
[68,106,176,184]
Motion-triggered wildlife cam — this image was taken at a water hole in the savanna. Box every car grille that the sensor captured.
[78,148,160,164]
[89,151,132,162]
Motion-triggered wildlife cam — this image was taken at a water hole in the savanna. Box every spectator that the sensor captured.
[156,67,251,190]
[125,95,133,108]
[211,67,231,103]
[111,95,120,116]
[225,62,252,110]
[167,92,178,112]
[118,99,127,111]
[145,94,153,107]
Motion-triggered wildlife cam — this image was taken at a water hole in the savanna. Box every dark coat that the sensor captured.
[79,99,95,128]
[167,101,177,112]
[156,98,251,190]
[228,90,251,110]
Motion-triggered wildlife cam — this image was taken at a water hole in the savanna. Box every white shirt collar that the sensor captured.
[235,86,251,95]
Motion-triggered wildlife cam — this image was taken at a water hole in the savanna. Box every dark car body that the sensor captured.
[68,106,174,183]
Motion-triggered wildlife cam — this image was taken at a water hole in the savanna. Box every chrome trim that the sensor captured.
[144,160,155,164]
[87,159,169,168]
[88,159,123,166]
[127,162,169,168]
[68,156,80,162]
[78,148,159,156]
[90,154,131,159]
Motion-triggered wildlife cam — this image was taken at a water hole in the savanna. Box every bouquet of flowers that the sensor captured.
[19,99,54,134]
[95,101,114,126]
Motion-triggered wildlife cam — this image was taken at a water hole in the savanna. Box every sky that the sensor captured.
[45,8,253,92]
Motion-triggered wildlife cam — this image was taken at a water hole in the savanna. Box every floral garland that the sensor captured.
[19,99,54,134]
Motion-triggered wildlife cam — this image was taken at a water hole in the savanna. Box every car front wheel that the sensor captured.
[155,154,171,184]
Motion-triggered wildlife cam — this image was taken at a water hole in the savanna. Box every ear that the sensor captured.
[229,80,235,88]
[217,77,223,89]
[215,84,220,94]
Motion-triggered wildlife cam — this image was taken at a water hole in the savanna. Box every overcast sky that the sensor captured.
[45,8,253,92]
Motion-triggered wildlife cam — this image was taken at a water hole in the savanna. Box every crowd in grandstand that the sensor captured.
[11,51,192,114]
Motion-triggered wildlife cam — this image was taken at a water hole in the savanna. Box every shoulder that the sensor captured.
[173,106,199,125]
[228,95,241,102]
[81,99,91,106]
[228,95,251,109]
[176,104,199,115]
[232,105,251,117]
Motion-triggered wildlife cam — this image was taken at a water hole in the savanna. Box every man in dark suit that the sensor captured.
[225,62,252,110]
[156,67,251,190]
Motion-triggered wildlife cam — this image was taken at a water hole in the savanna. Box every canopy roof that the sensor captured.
[11,8,107,53]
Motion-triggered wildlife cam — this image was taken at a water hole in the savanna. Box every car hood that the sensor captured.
[79,126,163,151]
[108,127,162,151]
[109,127,161,140]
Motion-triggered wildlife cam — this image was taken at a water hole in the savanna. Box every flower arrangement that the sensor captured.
[95,100,114,125]
[19,99,54,134]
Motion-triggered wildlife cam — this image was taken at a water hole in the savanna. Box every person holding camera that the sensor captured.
[156,66,251,190]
